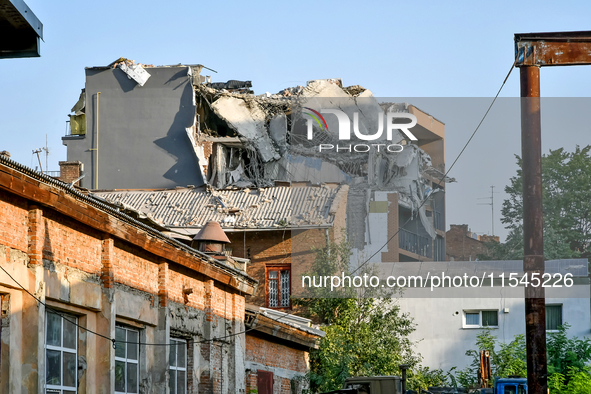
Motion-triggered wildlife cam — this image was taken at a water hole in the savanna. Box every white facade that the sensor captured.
[391,259,591,372]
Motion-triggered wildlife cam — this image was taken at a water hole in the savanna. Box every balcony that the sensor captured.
[434,210,444,231]
[399,228,432,259]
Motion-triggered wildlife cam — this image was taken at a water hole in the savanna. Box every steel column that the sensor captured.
[520,65,547,394]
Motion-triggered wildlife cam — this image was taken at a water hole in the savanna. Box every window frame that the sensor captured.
[168,338,188,394]
[463,310,499,329]
[545,304,563,332]
[265,265,291,309]
[45,310,78,394]
[114,325,140,394]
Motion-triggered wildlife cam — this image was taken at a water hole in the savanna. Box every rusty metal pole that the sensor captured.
[520,65,547,394]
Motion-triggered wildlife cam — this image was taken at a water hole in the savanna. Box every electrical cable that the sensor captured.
[2,59,517,347]
[351,58,517,275]
[0,263,293,347]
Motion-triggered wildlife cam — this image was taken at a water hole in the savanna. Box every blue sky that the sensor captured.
[1,0,591,241]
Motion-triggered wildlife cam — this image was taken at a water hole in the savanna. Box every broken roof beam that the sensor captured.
[515,31,591,67]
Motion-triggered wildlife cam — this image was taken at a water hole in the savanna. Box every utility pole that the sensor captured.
[42,134,49,175]
[515,30,591,394]
[32,148,43,173]
[477,186,498,235]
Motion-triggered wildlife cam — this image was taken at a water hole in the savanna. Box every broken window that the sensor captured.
[169,338,187,394]
[267,266,290,308]
[45,310,78,394]
[115,326,139,394]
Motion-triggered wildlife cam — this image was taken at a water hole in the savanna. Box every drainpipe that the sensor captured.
[89,92,101,189]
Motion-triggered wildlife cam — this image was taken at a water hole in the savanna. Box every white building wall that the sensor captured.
[397,287,591,372]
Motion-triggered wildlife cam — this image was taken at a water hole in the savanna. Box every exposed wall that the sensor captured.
[227,229,328,308]
[245,332,309,394]
[63,66,204,190]
[446,224,493,261]
[225,185,348,310]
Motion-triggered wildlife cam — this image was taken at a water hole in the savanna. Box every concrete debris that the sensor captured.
[268,113,288,155]
[210,96,281,163]
[110,57,151,86]
[210,80,253,93]
[189,76,446,241]
[71,89,85,115]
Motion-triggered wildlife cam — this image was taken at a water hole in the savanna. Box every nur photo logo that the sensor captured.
[302,107,419,153]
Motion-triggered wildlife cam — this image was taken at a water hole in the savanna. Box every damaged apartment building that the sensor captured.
[61,58,450,313]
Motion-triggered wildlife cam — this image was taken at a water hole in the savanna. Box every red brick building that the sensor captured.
[244,306,323,394]
[93,183,349,311]
[0,156,322,393]
[445,224,500,261]
[0,156,260,393]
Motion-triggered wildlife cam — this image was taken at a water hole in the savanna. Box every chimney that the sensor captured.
[191,221,230,256]
[59,161,83,186]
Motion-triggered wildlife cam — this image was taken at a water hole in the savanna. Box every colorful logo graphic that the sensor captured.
[303,107,329,132]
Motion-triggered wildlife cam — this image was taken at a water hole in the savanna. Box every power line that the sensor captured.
[0,263,292,348]
[351,58,517,275]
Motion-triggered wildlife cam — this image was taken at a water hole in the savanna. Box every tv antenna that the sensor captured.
[478,186,499,236]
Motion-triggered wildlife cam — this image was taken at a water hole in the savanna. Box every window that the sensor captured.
[115,326,139,394]
[267,266,290,308]
[45,310,78,394]
[169,338,187,394]
[546,304,563,331]
[463,310,498,328]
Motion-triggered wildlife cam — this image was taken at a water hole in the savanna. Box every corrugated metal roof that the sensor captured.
[93,184,346,232]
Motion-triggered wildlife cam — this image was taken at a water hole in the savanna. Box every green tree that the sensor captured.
[456,330,527,388]
[456,325,591,391]
[547,323,591,376]
[294,238,423,393]
[548,367,591,394]
[479,146,591,260]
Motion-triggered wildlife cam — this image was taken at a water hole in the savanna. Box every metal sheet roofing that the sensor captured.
[93,184,347,233]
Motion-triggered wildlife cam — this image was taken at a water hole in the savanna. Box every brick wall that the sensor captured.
[112,241,160,294]
[168,267,206,310]
[0,189,28,252]
[42,209,103,274]
[58,161,82,186]
[446,224,495,261]
[245,333,309,394]
[245,335,308,373]
[228,228,327,308]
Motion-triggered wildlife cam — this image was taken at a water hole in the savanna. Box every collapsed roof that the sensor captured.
[189,77,449,241]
